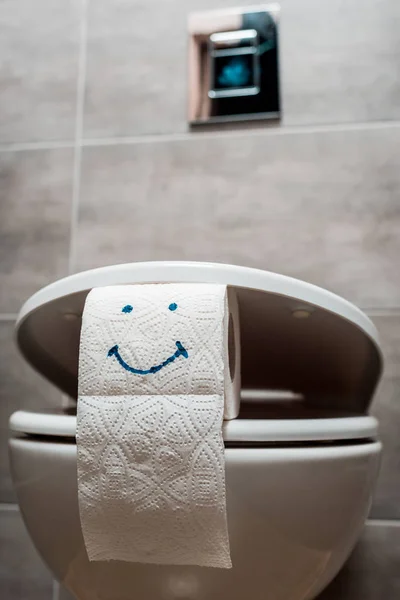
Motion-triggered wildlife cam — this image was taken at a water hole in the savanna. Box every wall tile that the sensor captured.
[0,0,81,143]
[83,0,260,138]
[317,522,400,600]
[371,315,400,379]
[282,0,400,126]
[0,322,61,503]
[83,0,400,137]
[75,126,400,307]
[0,508,53,600]
[0,148,73,312]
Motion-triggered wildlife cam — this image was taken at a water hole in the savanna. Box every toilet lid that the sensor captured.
[9,409,379,443]
[15,262,382,414]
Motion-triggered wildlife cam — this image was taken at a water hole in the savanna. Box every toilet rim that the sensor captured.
[9,409,379,444]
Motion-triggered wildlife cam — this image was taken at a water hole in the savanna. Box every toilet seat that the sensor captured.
[9,408,378,443]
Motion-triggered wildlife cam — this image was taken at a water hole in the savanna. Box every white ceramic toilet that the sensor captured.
[9,262,382,600]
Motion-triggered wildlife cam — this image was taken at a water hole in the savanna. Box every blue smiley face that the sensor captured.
[107,302,188,375]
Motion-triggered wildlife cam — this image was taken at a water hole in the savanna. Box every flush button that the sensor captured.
[208,29,260,99]
[188,5,280,125]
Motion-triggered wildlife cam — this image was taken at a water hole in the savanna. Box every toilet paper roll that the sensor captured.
[76,283,240,568]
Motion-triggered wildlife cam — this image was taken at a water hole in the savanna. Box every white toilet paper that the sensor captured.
[76,283,240,568]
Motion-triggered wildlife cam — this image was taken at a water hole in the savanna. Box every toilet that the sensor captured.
[9,262,382,600]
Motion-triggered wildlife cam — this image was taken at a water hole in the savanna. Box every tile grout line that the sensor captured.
[368,519,400,528]
[0,313,18,321]
[0,503,19,511]
[1,118,400,154]
[67,0,88,275]
[52,580,60,600]
[0,140,75,152]
[364,308,400,317]
[76,118,400,147]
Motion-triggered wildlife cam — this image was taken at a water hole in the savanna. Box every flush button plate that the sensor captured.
[188,4,280,125]
[208,29,260,99]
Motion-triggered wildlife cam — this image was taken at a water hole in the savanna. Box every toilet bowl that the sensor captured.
[8,262,383,600]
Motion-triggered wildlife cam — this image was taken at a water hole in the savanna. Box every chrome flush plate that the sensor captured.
[188,5,280,125]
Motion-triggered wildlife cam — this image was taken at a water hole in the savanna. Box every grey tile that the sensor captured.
[0,0,81,143]
[281,0,400,125]
[0,507,53,600]
[317,522,400,600]
[84,0,400,137]
[0,322,61,503]
[83,0,260,138]
[75,126,400,308]
[0,148,73,312]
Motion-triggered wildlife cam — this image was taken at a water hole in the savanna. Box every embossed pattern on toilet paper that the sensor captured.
[78,284,226,397]
[77,394,229,567]
[77,284,233,568]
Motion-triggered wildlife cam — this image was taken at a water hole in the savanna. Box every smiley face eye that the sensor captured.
[122,303,177,313]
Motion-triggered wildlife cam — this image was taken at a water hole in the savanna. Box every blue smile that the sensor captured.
[107,341,189,375]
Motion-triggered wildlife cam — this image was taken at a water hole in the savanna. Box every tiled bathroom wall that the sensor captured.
[1,1,400,598]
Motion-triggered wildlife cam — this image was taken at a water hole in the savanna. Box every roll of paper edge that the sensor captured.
[224,286,241,420]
